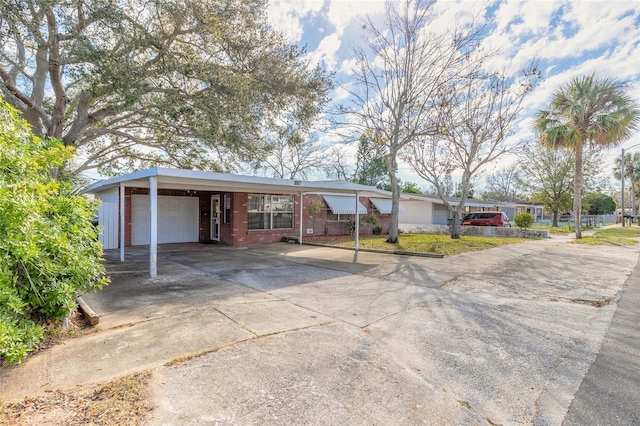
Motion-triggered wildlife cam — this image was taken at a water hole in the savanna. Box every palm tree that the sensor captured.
[614,152,640,221]
[535,74,640,238]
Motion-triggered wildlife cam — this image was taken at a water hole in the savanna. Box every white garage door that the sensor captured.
[131,195,199,245]
[433,206,450,225]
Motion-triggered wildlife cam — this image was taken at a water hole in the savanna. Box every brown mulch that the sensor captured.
[0,371,153,426]
[36,310,96,352]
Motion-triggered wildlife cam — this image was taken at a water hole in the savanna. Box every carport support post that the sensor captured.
[120,182,125,262]
[355,191,360,251]
[299,191,304,244]
[149,176,158,277]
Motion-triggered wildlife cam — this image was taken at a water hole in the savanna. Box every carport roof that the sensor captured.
[86,167,389,197]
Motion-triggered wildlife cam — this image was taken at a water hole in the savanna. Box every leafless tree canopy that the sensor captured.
[337,0,487,242]
[252,125,329,180]
[402,60,540,237]
[481,164,524,202]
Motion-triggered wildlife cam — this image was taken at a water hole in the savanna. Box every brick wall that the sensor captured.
[300,194,392,237]
[121,189,392,247]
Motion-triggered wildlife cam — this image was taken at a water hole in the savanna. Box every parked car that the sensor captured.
[462,211,512,227]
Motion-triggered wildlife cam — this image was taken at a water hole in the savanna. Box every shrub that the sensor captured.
[308,200,323,216]
[0,100,109,365]
[361,214,379,226]
[372,226,382,235]
[514,213,534,230]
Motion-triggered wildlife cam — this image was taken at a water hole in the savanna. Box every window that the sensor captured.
[327,212,351,222]
[223,193,231,224]
[247,195,294,230]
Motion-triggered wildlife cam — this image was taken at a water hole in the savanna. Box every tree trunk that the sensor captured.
[573,141,584,239]
[632,180,636,225]
[385,154,400,244]
[552,209,559,228]
[450,210,460,239]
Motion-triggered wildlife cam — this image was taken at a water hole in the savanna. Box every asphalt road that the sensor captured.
[563,252,640,426]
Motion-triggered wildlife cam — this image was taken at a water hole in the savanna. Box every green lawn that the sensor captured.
[573,226,640,246]
[532,224,572,234]
[532,224,595,234]
[307,233,530,256]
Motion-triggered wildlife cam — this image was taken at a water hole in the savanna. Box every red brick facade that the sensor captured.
[120,188,391,247]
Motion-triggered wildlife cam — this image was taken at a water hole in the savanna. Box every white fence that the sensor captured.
[538,214,618,227]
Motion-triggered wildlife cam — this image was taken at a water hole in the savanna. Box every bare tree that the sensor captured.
[481,164,524,202]
[403,63,540,238]
[324,146,352,181]
[335,0,485,243]
[253,125,328,180]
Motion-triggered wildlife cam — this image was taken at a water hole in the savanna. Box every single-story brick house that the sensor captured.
[86,167,401,276]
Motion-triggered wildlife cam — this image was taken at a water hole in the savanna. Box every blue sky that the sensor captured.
[266,0,640,191]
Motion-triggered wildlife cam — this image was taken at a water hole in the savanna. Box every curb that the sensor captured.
[299,242,445,258]
[76,296,100,326]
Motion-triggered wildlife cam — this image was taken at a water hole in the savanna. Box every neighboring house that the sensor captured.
[398,194,545,227]
[514,203,546,221]
[86,167,396,276]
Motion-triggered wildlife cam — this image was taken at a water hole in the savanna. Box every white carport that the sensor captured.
[86,167,388,277]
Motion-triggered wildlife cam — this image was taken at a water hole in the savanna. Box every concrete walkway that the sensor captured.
[1,232,638,425]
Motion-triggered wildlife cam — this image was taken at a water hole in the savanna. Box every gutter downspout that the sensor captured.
[120,182,125,262]
[355,191,360,251]
[299,191,304,244]
[149,176,158,277]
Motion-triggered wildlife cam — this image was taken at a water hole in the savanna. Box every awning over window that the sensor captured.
[370,198,406,214]
[323,196,368,215]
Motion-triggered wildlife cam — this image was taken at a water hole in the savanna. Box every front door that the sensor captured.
[211,194,220,241]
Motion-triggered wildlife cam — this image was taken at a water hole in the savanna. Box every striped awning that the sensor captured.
[370,198,405,214]
[323,196,368,215]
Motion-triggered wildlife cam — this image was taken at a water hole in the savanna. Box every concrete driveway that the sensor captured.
[1,237,637,425]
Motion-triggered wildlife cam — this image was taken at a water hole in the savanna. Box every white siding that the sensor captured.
[398,199,434,225]
[96,188,119,249]
[131,195,198,245]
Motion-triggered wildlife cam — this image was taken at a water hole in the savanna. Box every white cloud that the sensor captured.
[326,0,387,36]
[266,0,324,42]
[307,32,342,70]
[333,86,351,101]
[339,57,359,75]
[268,0,640,184]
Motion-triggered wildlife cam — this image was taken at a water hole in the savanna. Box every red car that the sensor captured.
[462,211,512,227]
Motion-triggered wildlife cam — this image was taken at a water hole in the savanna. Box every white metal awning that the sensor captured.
[323,196,368,215]
[370,198,405,214]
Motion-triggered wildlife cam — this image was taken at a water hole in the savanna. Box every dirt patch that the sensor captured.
[36,310,98,352]
[569,297,615,308]
[0,371,153,425]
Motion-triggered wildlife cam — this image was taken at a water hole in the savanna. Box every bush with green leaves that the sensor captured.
[514,213,534,230]
[0,100,109,365]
